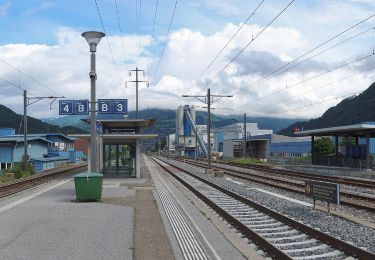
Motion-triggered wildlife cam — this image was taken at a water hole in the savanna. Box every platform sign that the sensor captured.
[98,99,128,114]
[59,100,74,115]
[74,100,89,115]
[59,100,89,115]
[113,99,127,114]
[305,180,340,204]
[98,99,112,114]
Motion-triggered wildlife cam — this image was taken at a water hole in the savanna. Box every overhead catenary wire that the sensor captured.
[236,51,375,109]
[154,0,178,76]
[138,0,142,56]
[0,57,63,96]
[206,0,296,88]
[151,0,159,44]
[275,90,365,115]
[94,0,123,83]
[193,0,265,85]
[236,14,375,94]
[114,0,127,63]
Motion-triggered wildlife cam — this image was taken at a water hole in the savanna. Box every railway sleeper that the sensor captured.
[267,233,309,243]
[292,249,346,260]
[247,221,283,229]
[259,229,300,238]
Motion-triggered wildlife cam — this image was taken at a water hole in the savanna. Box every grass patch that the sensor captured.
[232,157,264,165]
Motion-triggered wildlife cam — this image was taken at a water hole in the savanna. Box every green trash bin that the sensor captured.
[74,172,103,202]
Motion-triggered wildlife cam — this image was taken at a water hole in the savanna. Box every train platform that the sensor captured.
[0,156,256,260]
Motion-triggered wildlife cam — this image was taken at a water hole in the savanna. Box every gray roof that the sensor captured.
[0,137,52,144]
[295,123,375,138]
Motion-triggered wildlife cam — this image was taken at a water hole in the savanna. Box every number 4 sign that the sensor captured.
[59,100,74,115]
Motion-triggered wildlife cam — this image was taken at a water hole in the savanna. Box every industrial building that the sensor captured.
[175,105,209,157]
[0,128,84,173]
[215,123,273,154]
[246,134,311,159]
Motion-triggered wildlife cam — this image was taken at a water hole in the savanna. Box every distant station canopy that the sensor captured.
[295,122,375,169]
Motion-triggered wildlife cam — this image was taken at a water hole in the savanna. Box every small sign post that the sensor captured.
[305,180,340,213]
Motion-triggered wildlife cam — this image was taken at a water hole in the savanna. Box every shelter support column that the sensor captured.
[136,140,140,178]
[311,135,315,165]
[335,135,338,156]
[366,133,370,170]
[355,136,359,145]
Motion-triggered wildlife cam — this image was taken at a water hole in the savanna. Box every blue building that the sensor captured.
[248,134,311,159]
[0,128,84,173]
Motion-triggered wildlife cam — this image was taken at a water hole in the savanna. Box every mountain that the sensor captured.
[278,81,375,136]
[0,104,86,134]
[44,108,302,137]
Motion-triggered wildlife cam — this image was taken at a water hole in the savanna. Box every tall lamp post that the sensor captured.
[82,31,105,173]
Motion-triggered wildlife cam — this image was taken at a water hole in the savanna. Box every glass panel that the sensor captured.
[103,143,136,177]
[104,144,117,174]
[118,144,136,177]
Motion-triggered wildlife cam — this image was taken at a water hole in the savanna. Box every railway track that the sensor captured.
[0,163,87,198]
[175,158,375,212]
[217,160,375,190]
[150,155,375,260]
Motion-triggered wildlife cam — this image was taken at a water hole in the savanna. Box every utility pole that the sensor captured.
[126,67,149,119]
[243,113,246,158]
[23,93,64,169]
[23,90,27,168]
[183,88,232,169]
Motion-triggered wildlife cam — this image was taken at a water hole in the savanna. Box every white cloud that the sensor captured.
[0,2,11,16]
[0,22,373,120]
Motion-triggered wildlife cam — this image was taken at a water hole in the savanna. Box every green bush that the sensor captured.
[4,162,35,179]
[314,137,335,156]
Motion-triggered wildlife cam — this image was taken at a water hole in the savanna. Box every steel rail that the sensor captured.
[0,163,87,198]
[152,156,375,260]
[178,158,375,212]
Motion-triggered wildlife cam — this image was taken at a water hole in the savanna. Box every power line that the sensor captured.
[94,0,123,83]
[236,51,374,108]
[293,65,375,98]
[114,0,127,62]
[275,90,365,115]
[236,14,375,94]
[206,0,296,88]
[139,0,142,56]
[193,0,265,84]
[151,0,159,43]
[0,57,63,96]
[154,0,178,76]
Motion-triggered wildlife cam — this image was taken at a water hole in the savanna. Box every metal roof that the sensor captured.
[295,123,375,137]
[69,134,158,141]
[83,119,155,128]
[4,133,75,141]
[31,157,69,162]
[0,137,52,144]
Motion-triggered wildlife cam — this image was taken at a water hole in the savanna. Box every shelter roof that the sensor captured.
[295,122,375,138]
[69,134,158,141]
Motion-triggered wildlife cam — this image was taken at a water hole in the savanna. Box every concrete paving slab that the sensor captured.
[0,180,133,260]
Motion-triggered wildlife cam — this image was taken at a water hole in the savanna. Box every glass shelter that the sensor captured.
[71,119,157,178]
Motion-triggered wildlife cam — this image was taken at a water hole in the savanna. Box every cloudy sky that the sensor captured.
[0,0,375,119]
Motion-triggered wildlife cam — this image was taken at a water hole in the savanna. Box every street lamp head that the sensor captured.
[81,31,105,52]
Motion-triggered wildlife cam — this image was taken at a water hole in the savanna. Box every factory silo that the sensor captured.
[176,106,184,136]
[190,106,196,125]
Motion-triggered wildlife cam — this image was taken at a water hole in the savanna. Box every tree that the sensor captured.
[314,137,334,156]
